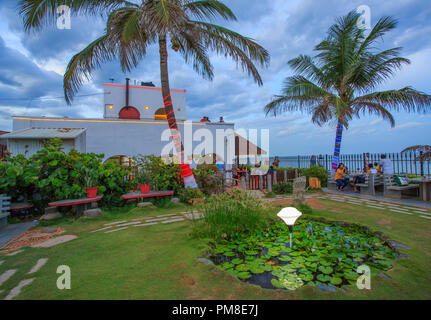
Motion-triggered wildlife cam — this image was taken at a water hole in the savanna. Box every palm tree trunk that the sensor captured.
[159,35,198,189]
[331,120,344,171]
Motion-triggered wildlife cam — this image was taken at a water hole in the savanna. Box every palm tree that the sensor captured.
[265,11,431,171]
[19,0,269,188]
[402,145,431,161]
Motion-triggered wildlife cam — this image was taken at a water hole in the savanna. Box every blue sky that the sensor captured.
[0,0,430,156]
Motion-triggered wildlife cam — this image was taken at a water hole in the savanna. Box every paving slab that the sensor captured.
[420,216,431,220]
[0,260,3,266]
[162,219,185,224]
[134,223,159,227]
[6,250,23,256]
[104,227,128,234]
[32,235,78,248]
[390,209,412,215]
[4,278,35,300]
[103,221,128,226]
[0,269,16,286]
[28,258,48,274]
[115,222,143,227]
[0,221,37,249]
[145,218,170,223]
[91,226,113,233]
[132,217,154,221]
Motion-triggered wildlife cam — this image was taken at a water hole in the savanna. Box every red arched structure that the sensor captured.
[119,107,140,120]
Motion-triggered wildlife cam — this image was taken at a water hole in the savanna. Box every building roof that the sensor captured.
[3,128,86,139]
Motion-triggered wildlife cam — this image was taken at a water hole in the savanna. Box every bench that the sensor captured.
[383,174,420,200]
[355,174,384,196]
[327,171,353,191]
[121,191,174,202]
[0,194,11,229]
[48,195,104,216]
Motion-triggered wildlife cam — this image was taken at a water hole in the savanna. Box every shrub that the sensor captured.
[265,192,276,198]
[193,164,224,195]
[134,155,183,194]
[273,182,293,195]
[191,190,273,241]
[178,187,205,204]
[300,166,328,187]
[295,203,313,215]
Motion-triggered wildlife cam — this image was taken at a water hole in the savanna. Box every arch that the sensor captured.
[155,108,167,121]
[119,106,140,120]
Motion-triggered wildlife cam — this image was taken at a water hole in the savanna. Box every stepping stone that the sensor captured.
[366,205,384,210]
[415,211,431,216]
[83,208,103,218]
[387,240,410,250]
[40,212,63,221]
[32,235,78,248]
[396,254,410,260]
[0,270,16,286]
[115,222,143,227]
[171,198,181,203]
[145,218,170,223]
[157,214,181,217]
[408,207,427,212]
[104,221,128,226]
[420,216,431,220]
[4,278,35,300]
[316,284,336,292]
[131,217,155,221]
[104,227,128,234]
[6,250,23,257]
[0,261,4,266]
[378,273,391,279]
[197,258,214,266]
[134,223,159,227]
[390,209,412,215]
[28,258,48,274]
[162,219,185,224]
[137,202,155,208]
[91,226,113,233]
[41,227,57,234]
[184,212,205,220]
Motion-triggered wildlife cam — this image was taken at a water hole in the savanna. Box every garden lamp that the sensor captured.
[277,207,302,248]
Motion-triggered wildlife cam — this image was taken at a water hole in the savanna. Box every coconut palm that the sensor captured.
[265,11,431,171]
[19,0,269,188]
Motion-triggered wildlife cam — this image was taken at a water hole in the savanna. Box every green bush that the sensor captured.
[193,164,224,196]
[300,166,328,187]
[134,155,183,194]
[178,187,205,204]
[273,182,293,195]
[191,190,273,241]
[295,203,313,215]
[0,138,130,209]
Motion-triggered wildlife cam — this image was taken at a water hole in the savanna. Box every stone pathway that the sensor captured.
[32,235,78,248]
[0,257,49,300]
[90,211,205,234]
[318,193,431,220]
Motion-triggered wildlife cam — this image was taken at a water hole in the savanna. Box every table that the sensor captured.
[121,191,174,201]
[48,195,104,215]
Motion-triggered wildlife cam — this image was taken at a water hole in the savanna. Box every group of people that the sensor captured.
[200,116,225,123]
[335,154,394,192]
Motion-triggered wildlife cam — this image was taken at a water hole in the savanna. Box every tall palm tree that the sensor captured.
[19,0,269,188]
[265,11,431,171]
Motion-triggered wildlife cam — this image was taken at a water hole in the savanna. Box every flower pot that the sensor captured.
[140,184,150,194]
[86,187,99,198]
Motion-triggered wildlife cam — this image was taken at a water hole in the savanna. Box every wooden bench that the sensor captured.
[356,174,384,196]
[121,191,174,202]
[383,174,420,200]
[0,194,11,229]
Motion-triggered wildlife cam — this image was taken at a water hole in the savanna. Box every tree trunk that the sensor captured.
[331,120,344,171]
[159,35,198,188]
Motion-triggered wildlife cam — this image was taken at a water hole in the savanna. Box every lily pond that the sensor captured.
[209,218,397,291]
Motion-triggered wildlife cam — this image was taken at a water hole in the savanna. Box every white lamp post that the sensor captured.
[277,207,302,248]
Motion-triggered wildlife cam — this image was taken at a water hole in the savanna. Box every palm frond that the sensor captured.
[184,0,237,21]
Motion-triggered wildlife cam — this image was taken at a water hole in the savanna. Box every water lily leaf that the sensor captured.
[236,272,252,280]
[236,264,249,272]
[231,258,243,265]
[330,277,343,286]
[223,252,236,257]
[318,266,333,275]
[299,273,314,282]
[317,274,331,282]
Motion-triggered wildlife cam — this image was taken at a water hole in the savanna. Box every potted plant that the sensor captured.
[137,172,151,194]
[84,169,99,198]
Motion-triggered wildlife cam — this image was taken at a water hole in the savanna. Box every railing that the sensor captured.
[270,152,431,176]
[239,170,298,191]
[0,194,11,229]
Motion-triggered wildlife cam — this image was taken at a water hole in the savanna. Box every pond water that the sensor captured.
[208,218,397,291]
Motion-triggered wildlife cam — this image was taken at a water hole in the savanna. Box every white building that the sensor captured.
[4,81,252,167]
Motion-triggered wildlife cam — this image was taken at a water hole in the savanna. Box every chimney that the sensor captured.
[125,78,130,108]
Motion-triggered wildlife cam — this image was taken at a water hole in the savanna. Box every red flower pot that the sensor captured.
[140,184,150,194]
[86,187,99,198]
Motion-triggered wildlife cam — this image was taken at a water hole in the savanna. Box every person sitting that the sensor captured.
[351,167,366,193]
[368,163,378,175]
[335,163,349,191]
[374,162,381,174]
[219,117,225,123]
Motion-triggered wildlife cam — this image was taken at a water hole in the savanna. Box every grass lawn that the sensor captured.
[0,196,430,300]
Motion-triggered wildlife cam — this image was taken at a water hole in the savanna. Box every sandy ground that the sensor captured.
[0,228,65,253]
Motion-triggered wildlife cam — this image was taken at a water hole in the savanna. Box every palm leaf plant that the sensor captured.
[19,0,270,187]
[265,11,431,171]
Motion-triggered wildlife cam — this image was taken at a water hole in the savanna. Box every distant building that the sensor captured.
[4,81,264,168]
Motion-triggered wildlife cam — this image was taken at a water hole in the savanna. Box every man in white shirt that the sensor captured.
[379,155,394,175]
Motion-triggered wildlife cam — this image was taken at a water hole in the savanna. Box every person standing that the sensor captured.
[310,155,317,167]
[379,154,394,175]
[272,156,280,168]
